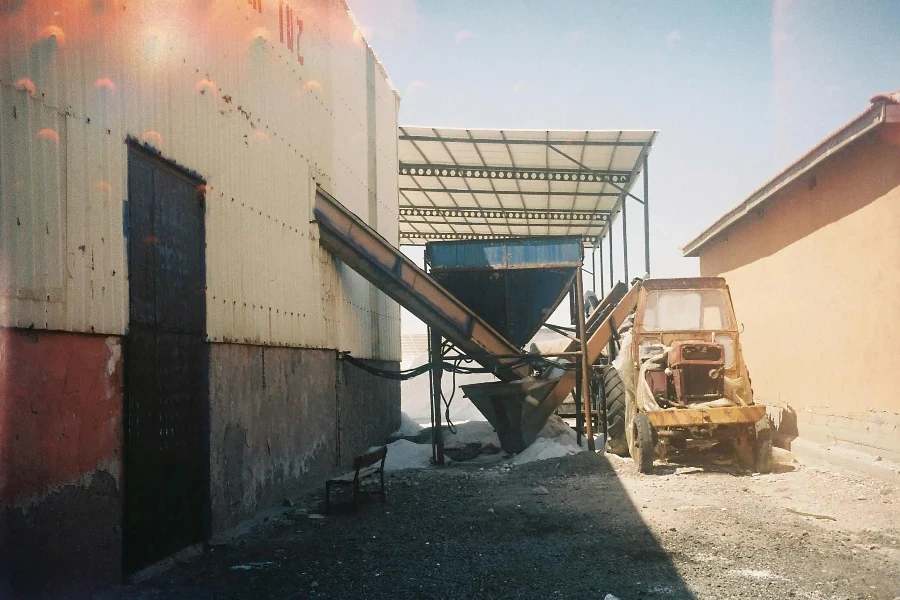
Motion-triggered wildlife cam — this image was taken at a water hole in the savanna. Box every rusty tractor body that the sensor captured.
[609,277,772,473]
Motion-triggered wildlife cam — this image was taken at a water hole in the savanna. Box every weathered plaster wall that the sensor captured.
[208,343,400,534]
[698,127,900,460]
[0,328,123,596]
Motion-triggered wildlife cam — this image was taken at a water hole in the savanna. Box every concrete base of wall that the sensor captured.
[1,331,401,592]
[768,404,900,464]
[0,328,124,598]
[208,344,400,534]
[789,437,900,483]
[337,358,401,467]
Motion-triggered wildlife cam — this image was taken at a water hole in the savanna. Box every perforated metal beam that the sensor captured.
[399,206,610,222]
[400,232,600,245]
[399,188,619,197]
[400,163,632,184]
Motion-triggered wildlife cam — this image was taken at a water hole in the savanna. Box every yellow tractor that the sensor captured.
[601,277,772,473]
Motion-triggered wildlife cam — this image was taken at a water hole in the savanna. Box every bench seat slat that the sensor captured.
[328,464,381,484]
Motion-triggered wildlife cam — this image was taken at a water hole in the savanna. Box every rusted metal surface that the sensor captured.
[616,276,769,470]
[0,0,400,361]
[669,341,726,402]
[313,187,530,381]
[646,406,766,428]
[426,237,582,346]
[517,282,641,439]
[461,378,562,453]
[124,145,207,573]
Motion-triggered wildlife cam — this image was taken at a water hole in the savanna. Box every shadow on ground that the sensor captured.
[101,453,696,599]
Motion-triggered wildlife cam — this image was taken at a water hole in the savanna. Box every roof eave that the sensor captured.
[682,102,894,258]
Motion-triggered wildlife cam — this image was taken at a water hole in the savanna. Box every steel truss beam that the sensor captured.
[400,188,619,197]
[400,163,631,184]
[399,206,609,222]
[401,231,600,245]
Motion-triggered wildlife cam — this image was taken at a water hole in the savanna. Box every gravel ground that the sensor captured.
[102,450,900,600]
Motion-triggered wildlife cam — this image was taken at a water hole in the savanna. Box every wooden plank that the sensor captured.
[328,464,381,484]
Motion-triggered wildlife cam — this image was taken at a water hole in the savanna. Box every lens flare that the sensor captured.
[194,78,218,95]
[250,27,271,43]
[38,25,66,46]
[141,130,163,148]
[38,128,60,144]
[13,78,36,97]
[94,78,116,93]
[93,181,113,194]
[302,80,323,93]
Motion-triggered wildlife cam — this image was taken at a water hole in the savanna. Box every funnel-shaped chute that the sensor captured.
[426,237,582,348]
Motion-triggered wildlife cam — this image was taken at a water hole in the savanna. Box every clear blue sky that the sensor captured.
[346,0,900,334]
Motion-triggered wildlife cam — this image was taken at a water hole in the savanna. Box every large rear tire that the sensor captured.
[602,366,629,456]
[631,412,655,474]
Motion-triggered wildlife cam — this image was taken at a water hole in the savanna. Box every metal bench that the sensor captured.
[325,446,388,512]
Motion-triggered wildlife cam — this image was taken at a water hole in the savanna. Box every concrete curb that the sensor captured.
[789,437,900,483]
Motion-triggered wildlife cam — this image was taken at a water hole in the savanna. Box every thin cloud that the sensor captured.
[566,29,583,42]
[824,83,843,96]
[405,80,427,95]
[512,82,525,94]
[665,29,683,44]
[454,29,473,43]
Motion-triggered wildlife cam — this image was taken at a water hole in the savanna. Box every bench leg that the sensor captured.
[352,479,360,514]
[380,469,386,502]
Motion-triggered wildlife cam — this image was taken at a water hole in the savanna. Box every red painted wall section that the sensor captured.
[0,328,123,506]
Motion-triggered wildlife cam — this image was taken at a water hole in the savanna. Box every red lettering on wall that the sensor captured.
[286,5,293,51]
[297,18,303,63]
[278,3,305,65]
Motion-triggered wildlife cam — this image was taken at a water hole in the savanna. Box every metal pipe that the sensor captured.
[608,224,614,285]
[622,197,629,283]
[574,266,595,451]
[591,248,597,294]
[443,351,585,360]
[643,155,650,275]
[430,328,445,465]
[599,243,605,296]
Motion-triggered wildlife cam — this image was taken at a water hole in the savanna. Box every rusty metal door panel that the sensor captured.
[153,171,206,334]
[125,144,207,574]
[126,151,157,328]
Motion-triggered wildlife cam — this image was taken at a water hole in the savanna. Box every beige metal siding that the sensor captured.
[0,0,399,360]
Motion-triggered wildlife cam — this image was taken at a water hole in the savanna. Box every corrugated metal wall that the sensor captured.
[0,0,401,361]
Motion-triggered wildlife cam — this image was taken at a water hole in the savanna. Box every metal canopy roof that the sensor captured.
[398,127,658,246]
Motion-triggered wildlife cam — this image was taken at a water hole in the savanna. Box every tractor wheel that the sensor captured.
[754,428,773,474]
[631,412,655,474]
[602,366,629,456]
